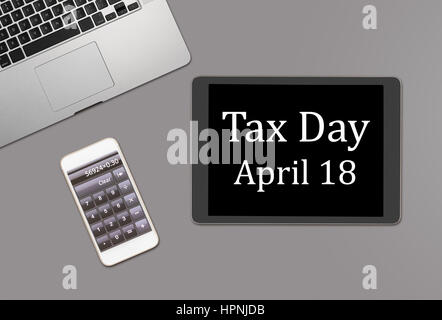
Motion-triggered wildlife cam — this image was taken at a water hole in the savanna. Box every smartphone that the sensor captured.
[61,138,159,266]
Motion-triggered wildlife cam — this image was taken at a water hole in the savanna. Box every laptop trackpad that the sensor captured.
[35,42,114,112]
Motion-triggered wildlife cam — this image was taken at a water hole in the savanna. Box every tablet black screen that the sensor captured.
[207,83,384,217]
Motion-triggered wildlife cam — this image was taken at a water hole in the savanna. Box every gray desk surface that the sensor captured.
[0,0,440,299]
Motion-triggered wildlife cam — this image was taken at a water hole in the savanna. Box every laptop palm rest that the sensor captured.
[35,42,114,112]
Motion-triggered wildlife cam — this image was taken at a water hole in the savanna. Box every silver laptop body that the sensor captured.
[0,0,190,147]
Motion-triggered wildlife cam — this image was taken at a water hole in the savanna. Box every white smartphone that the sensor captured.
[61,138,159,266]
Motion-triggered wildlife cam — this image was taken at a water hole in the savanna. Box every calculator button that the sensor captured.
[97,234,112,251]
[109,229,124,245]
[85,209,100,224]
[118,180,133,195]
[105,185,120,200]
[129,206,144,221]
[116,210,131,226]
[91,221,105,237]
[124,193,139,208]
[111,198,126,213]
[104,216,118,232]
[93,191,107,206]
[98,203,113,219]
[135,218,150,235]
[122,224,137,240]
[80,196,93,211]
[74,172,114,199]
[113,167,128,182]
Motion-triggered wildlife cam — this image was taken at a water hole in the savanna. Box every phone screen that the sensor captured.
[67,151,152,252]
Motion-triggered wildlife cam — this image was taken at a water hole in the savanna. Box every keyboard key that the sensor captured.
[74,172,114,199]
[111,199,126,213]
[91,221,105,237]
[105,185,120,200]
[22,4,34,16]
[74,0,85,5]
[92,11,104,26]
[7,23,19,36]
[41,8,53,21]
[118,180,133,195]
[62,12,74,24]
[40,22,52,34]
[73,7,84,20]
[10,9,23,21]
[44,0,56,6]
[109,229,124,245]
[33,0,45,12]
[28,26,41,39]
[92,190,107,206]
[129,206,143,221]
[113,167,127,182]
[98,203,113,219]
[11,0,24,8]
[78,16,93,32]
[122,224,137,240]
[85,208,100,224]
[103,216,118,232]
[1,1,13,14]
[0,14,13,27]
[0,42,7,54]
[51,17,62,29]
[135,218,150,235]
[51,3,63,16]
[108,0,118,4]
[18,32,30,44]
[18,19,31,31]
[6,36,18,49]
[124,193,139,208]
[84,2,96,14]
[0,29,8,41]
[114,2,126,16]
[24,23,79,57]
[80,196,94,211]
[104,12,115,21]
[127,2,138,11]
[111,198,125,213]
[30,14,42,26]
[95,0,106,10]
[0,53,11,68]
[116,211,131,226]
[96,234,112,251]
[62,0,74,11]
[9,47,24,62]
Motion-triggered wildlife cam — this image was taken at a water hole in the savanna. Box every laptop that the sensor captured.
[0,0,190,147]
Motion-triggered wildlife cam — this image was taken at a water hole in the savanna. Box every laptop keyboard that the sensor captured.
[0,0,140,71]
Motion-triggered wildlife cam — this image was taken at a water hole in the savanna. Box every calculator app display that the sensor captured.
[68,152,152,252]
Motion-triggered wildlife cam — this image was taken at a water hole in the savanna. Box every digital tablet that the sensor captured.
[192,77,401,224]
